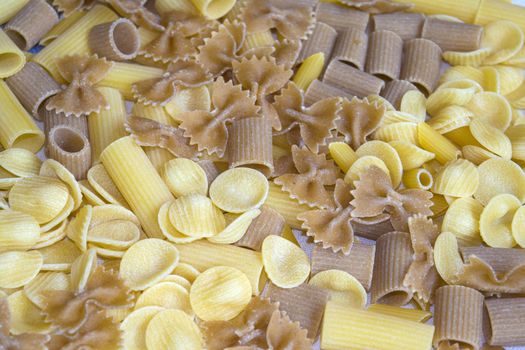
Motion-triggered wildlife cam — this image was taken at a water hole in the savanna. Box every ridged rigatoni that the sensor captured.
[380,79,418,109]
[46,125,92,180]
[235,205,285,251]
[190,0,236,19]
[298,22,337,64]
[0,0,30,25]
[371,12,425,40]
[304,79,353,106]
[264,182,312,229]
[332,27,368,70]
[366,30,403,80]
[293,52,325,91]
[421,17,482,52]
[88,18,140,61]
[0,29,26,78]
[323,60,385,98]
[315,2,369,33]
[155,0,197,14]
[100,136,174,238]
[367,304,432,323]
[99,62,164,100]
[400,38,442,95]
[43,108,88,138]
[393,0,480,23]
[485,297,525,346]
[417,122,460,164]
[475,0,525,33]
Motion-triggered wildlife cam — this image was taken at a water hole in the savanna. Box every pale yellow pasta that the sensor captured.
[389,141,435,170]
[0,0,30,24]
[373,122,418,144]
[428,105,473,134]
[355,140,403,188]
[309,270,367,309]
[66,204,92,251]
[321,301,435,350]
[417,122,460,164]
[87,164,128,208]
[155,0,197,14]
[33,219,68,250]
[79,179,106,206]
[172,262,200,283]
[100,137,175,238]
[382,111,422,125]
[135,282,192,314]
[481,20,525,66]
[145,309,204,350]
[442,197,483,246]
[190,266,251,321]
[7,291,50,335]
[367,94,395,111]
[87,243,125,259]
[39,238,81,271]
[0,250,42,288]
[87,220,141,250]
[480,193,521,248]
[512,206,525,248]
[70,248,97,293]
[40,10,86,46]
[403,168,433,190]
[0,29,25,78]
[33,5,118,81]
[439,66,484,86]
[344,155,390,185]
[433,232,463,285]
[466,91,512,130]
[469,119,512,159]
[119,238,180,291]
[100,62,164,100]
[169,194,225,238]
[399,90,426,120]
[442,48,491,67]
[487,65,523,95]
[480,66,500,93]
[161,275,191,291]
[23,271,70,309]
[262,235,310,289]
[0,210,39,252]
[208,209,261,244]
[39,159,83,211]
[164,86,210,122]
[264,182,311,229]
[462,145,499,165]
[158,201,198,244]
[293,52,325,91]
[162,158,208,197]
[0,148,41,177]
[90,204,140,228]
[190,0,236,19]
[0,80,44,152]
[432,159,479,198]
[443,125,479,148]
[367,304,432,323]
[426,79,482,116]
[329,142,358,173]
[122,306,164,350]
[243,30,275,51]
[506,124,525,161]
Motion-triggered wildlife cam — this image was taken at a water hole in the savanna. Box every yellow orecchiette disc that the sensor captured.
[480,193,521,248]
[135,282,192,315]
[70,248,97,293]
[0,210,40,252]
[432,159,479,198]
[442,197,484,246]
[474,159,525,205]
[162,158,208,197]
[512,206,525,248]
[122,306,165,350]
[0,250,42,288]
[23,271,70,309]
[355,141,403,188]
[87,220,141,249]
[309,270,367,309]
[208,209,261,244]
[145,309,204,350]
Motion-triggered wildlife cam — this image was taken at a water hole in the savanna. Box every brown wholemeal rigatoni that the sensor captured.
[421,17,483,52]
[366,30,403,80]
[43,107,89,138]
[400,38,442,95]
[331,27,368,70]
[236,206,285,251]
[315,2,369,33]
[352,215,395,241]
[323,60,385,98]
[46,125,92,180]
[88,18,140,61]
[484,297,525,346]
[371,12,426,40]
[380,79,418,109]
[298,22,337,65]
[304,79,354,106]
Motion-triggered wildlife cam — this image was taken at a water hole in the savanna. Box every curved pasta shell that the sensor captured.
[66,204,92,251]
[466,92,512,130]
[428,106,473,134]
[161,158,208,197]
[33,219,68,250]
[0,250,42,288]
[87,163,129,208]
[164,85,211,122]
[87,243,125,259]
[328,142,358,173]
[442,197,483,246]
[400,90,426,120]
[209,168,269,214]
[135,282,192,315]
[433,232,464,285]
[87,219,141,250]
[443,48,491,67]
[145,309,204,350]
[39,159,83,210]
[70,248,97,293]
[512,206,525,248]
[469,119,512,159]
[382,111,422,125]
[432,159,479,197]
[39,238,81,271]
[122,306,164,350]
[189,266,252,321]
[431,194,449,217]
[172,263,200,283]
[480,66,500,93]
[443,126,481,148]
[261,235,310,289]
[158,200,198,244]
[169,194,226,238]
[389,141,435,170]
[0,148,41,177]
[79,179,106,206]
[161,275,191,291]
[480,193,521,248]
[493,65,524,95]
[439,66,484,86]
[356,141,403,188]
[309,269,367,309]
[23,271,70,309]
[344,155,390,185]
[119,238,180,291]
[90,204,140,229]
[426,79,482,116]
[506,81,525,109]
[7,291,51,335]
[506,124,525,161]
[293,52,325,91]
[481,20,524,65]
[402,168,433,190]
[373,122,418,144]
[0,210,39,252]
[39,195,74,234]
[208,209,261,244]
[462,145,500,165]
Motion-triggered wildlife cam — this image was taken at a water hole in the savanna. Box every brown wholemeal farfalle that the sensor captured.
[42,266,134,333]
[233,56,293,130]
[337,0,413,14]
[265,310,313,349]
[297,179,355,255]
[131,59,213,105]
[351,166,433,231]
[0,298,50,350]
[275,145,341,209]
[403,214,441,305]
[125,116,201,160]
[273,82,341,153]
[53,0,96,16]
[336,97,385,150]
[177,77,260,157]
[106,0,163,31]
[45,55,113,117]
[242,0,315,40]
[272,39,303,70]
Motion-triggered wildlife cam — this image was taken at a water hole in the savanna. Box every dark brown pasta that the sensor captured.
[43,107,89,138]
[421,17,483,52]
[380,79,418,109]
[236,205,285,251]
[331,27,368,70]
[366,30,403,80]
[485,297,525,347]
[298,22,338,65]
[371,13,425,40]
[88,18,140,61]
[323,60,385,98]
[304,79,354,106]
[315,2,369,33]
[400,38,442,95]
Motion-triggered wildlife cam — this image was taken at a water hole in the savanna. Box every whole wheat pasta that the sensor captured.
[40,10,86,46]
[88,18,140,61]
[198,160,220,185]
[400,38,442,95]
[4,0,58,50]
[46,125,92,180]
[304,79,353,106]
[227,116,273,177]
[43,108,88,138]
[315,2,369,33]
[311,243,375,291]
[484,297,525,347]
[235,206,285,251]
[460,246,525,275]
[371,13,425,41]
[380,79,418,109]
[366,30,403,80]
[266,282,329,339]
[323,60,385,98]
[332,27,368,71]
[0,29,26,79]
[371,231,413,306]
[0,0,30,25]
[5,62,61,121]
[433,285,484,350]
[421,18,483,52]
[298,22,337,64]
[352,215,395,241]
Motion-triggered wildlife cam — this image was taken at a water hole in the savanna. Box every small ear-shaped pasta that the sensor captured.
[506,81,525,109]
[209,168,269,213]
[442,48,492,67]
[0,210,39,252]
[0,250,42,288]
[418,122,461,164]
[88,243,125,258]
[262,235,310,288]
[481,20,525,66]
[506,124,525,161]
[119,238,180,291]
[428,106,473,134]
[172,263,200,284]
[434,232,463,285]
[512,206,525,248]
[0,148,41,177]
[145,309,204,350]
[355,140,403,188]
[69,246,97,292]
[33,219,67,250]
[309,269,367,309]
[87,220,141,250]
[39,238,81,271]
[293,52,325,91]
[382,111,422,125]
[462,145,499,165]
[475,158,525,205]
[162,274,191,291]
[87,163,129,208]
[66,204,93,251]
[469,119,512,159]
[389,141,435,170]
[439,66,484,85]
[158,200,199,244]
[432,159,479,198]
[162,158,208,197]
[7,290,51,335]
[135,282,192,314]
[23,271,70,309]
[208,209,261,245]
[442,197,483,246]
[374,122,418,144]
[399,90,426,120]
[443,126,480,148]
[328,142,358,173]
[90,204,140,228]
[190,266,251,321]
[480,193,521,248]
[169,194,225,238]
[480,66,500,93]
[344,155,390,185]
[39,158,83,211]
[465,92,512,130]
[403,168,433,190]
[426,79,482,116]
[122,306,164,350]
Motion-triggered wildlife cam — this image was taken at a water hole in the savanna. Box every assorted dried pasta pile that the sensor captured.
[1,0,525,349]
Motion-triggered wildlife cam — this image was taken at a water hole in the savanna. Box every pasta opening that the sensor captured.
[113,20,139,56]
[376,291,411,306]
[0,52,24,74]
[5,30,26,51]
[205,0,236,19]
[418,170,433,189]
[53,127,85,153]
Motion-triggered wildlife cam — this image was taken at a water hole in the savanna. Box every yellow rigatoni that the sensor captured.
[40,10,86,46]
[368,304,432,323]
[99,62,164,100]
[293,53,325,91]
[417,122,460,164]
[100,136,174,238]
[0,0,30,24]
[190,0,236,19]
[264,182,312,229]
[0,29,26,78]
[328,142,358,173]
[155,0,197,14]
